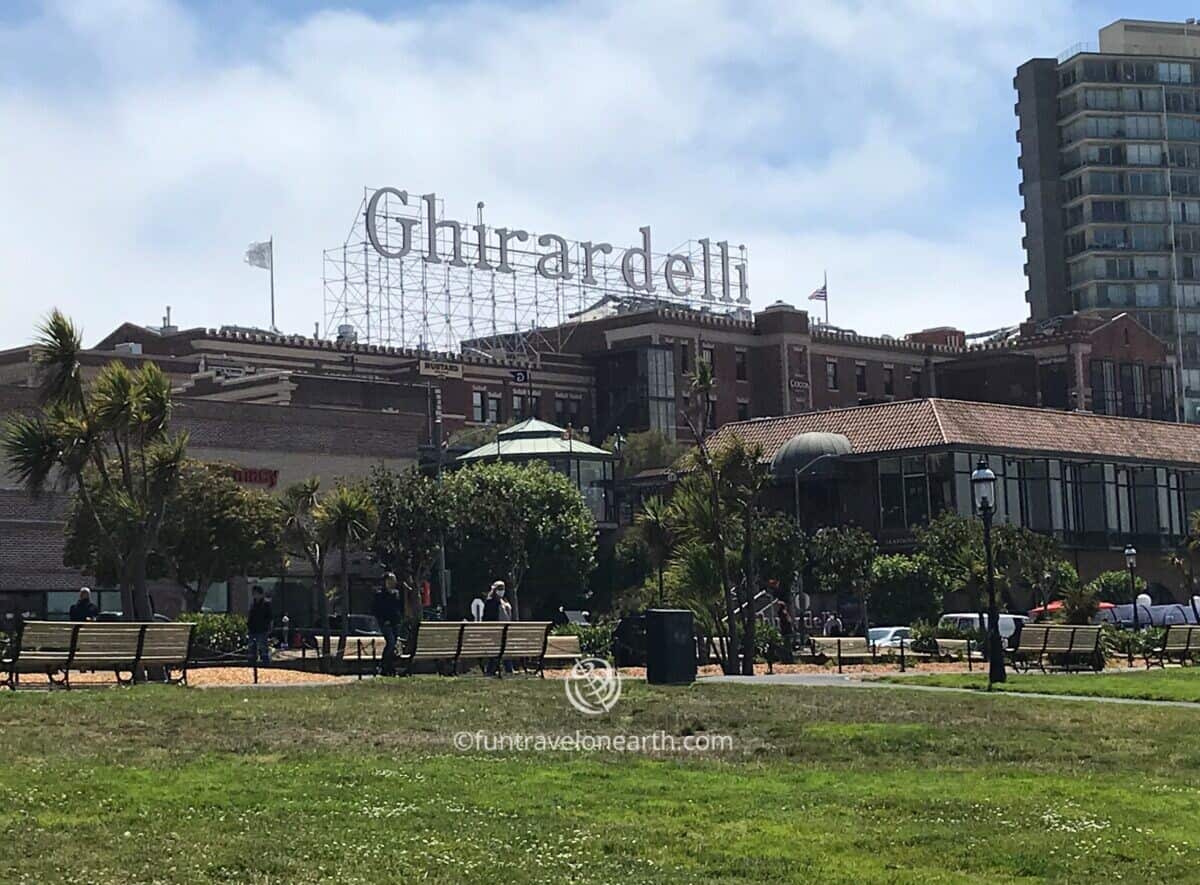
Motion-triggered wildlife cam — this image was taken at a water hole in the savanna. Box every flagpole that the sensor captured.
[823,270,829,325]
[269,236,276,331]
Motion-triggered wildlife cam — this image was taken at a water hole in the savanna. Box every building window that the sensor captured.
[555,396,580,427]
[736,400,750,421]
[472,390,485,422]
[883,366,895,396]
[487,394,501,424]
[826,360,839,391]
[702,345,715,373]
[912,368,923,398]
[855,363,867,394]
[706,396,717,430]
[679,342,690,374]
[512,393,539,421]
[735,349,748,382]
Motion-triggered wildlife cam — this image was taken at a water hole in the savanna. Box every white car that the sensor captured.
[868,626,911,649]
[938,613,1027,641]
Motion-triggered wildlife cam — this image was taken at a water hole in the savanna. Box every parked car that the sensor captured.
[938,612,1027,641]
[867,626,911,649]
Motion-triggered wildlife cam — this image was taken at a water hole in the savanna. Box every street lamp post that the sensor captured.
[1125,543,1138,667]
[971,458,1006,686]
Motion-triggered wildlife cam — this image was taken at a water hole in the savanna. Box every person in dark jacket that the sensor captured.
[246,586,272,665]
[372,573,403,676]
[481,581,504,622]
[68,588,99,622]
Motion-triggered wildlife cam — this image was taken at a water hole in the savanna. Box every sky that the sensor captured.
[0,0,1195,348]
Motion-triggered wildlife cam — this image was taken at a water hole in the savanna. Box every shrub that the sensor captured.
[178,612,247,657]
[908,620,938,654]
[551,621,614,660]
[755,623,785,665]
[1102,624,1163,661]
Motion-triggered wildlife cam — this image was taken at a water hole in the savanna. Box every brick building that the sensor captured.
[0,302,1182,617]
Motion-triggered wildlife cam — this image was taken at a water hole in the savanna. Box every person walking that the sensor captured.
[372,572,403,676]
[246,586,273,666]
[68,587,99,622]
[823,611,843,637]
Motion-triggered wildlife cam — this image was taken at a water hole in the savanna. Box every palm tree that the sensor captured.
[717,437,771,675]
[635,496,674,605]
[3,311,186,622]
[679,360,740,674]
[278,479,333,656]
[316,483,379,652]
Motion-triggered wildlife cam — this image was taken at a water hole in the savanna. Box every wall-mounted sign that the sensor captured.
[509,369,529,384]
[789,378,809,391]
[232,467,280,489]
[418,359,463,379]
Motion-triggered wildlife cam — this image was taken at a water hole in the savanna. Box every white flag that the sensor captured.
[245,240,272,270]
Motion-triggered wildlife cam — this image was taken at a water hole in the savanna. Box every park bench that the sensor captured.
[1145,624,1200,668]
[543,634,583,668]
[809,636,875,672]
[933,638,986,663]
[398,621,553,677]
[1008,624,1049,673]
[2,621,193,689]
[1016,625,1103,673]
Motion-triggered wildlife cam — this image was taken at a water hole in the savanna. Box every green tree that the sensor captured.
[315,482,378,648]
[157,462,282,612]
[755,514,807,593]
[715,436,771,675]
[869,553,943,626]
[369,466,457,620]
[446,461,596,617]
[914,511,988,613]
[3,311,187,621]
[810,525,877,638]
[993,522,1066,609]
[277,478,333,656]
[678,359,740,674]
[1087,569,1147,604]
[633,496,674,606]
[604,429,688,476]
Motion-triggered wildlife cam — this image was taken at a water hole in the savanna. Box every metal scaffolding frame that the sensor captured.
[323,188,749,356]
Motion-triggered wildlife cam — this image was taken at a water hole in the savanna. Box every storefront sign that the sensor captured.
[419,359,463,379]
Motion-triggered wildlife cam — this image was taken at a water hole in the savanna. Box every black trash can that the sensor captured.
[645,608,696,685]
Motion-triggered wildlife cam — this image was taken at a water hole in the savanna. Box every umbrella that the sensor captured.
[1026,599,1116,616]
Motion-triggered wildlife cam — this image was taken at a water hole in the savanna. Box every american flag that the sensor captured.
[808,283,827,302]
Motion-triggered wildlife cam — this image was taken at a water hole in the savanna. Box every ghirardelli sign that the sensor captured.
[364,188,749,305]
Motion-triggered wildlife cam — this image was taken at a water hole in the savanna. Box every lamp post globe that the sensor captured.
[1124,543,1139,635]
[970,458,1005,686]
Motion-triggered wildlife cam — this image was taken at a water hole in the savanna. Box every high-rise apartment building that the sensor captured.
[1017,19,1200,420]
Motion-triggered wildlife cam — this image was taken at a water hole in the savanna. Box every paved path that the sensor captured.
[699,672,1200,709]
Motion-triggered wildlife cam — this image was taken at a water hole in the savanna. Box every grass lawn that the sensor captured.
[3,679,1200,883]
[880,666,1200,704]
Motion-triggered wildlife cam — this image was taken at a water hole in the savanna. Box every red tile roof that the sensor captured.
[708,399,1200,467]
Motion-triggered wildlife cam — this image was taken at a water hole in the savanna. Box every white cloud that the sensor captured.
[0,0,1079,346]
